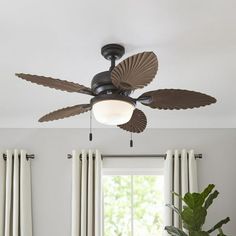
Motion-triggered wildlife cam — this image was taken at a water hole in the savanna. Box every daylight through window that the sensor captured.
[103,175,164,236]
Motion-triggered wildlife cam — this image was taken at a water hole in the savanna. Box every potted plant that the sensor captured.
[165,184,230,236]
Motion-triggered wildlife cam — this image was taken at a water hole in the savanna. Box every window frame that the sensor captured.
[102,157,164,175]
[102,157,164,236]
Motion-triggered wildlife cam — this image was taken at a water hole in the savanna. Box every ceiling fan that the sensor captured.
[15,43,216,134]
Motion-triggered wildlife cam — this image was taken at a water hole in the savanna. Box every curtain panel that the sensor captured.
[0,149,33,236]
[71,150,102,236]
[164,149,198,233]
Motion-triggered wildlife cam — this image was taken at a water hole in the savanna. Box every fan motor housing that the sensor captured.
[91,71,131,96]
[91,71,117,95]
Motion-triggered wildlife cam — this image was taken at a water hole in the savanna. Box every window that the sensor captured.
[102,157,164,236]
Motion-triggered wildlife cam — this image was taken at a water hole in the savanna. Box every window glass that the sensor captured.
[103,175,164,236]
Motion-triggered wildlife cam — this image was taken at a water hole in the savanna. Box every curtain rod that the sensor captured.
[3,154,35,161]
[67,153,202,159]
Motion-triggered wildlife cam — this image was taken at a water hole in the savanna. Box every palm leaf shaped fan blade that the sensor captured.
[118,109,147,133]
[38,104,91,122]
[138,89,216,110]
[111,52,158,90]
[15,73,93,95]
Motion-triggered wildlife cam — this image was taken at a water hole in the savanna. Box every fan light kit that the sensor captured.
[92,95,135,125]
[15,43,217,146]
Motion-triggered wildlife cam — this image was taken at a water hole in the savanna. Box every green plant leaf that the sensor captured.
[201,184,215,200]
[181,207,207,231]
[165,226,188,236]
[207,217,230,233]
[204,190,219,209]
[183,193,205,209]
[183,185,215,210]
[190,184,215,209]
[165,185,230,236]
[183,193,197,208]
[166,204,181,216]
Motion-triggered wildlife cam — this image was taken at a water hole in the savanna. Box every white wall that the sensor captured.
[0,128,235,235]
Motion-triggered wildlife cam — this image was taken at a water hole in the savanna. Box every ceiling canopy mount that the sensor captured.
[101,43,125,61]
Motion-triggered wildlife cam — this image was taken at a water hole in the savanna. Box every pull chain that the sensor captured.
[89,110,93,141]
[130,132,133,147]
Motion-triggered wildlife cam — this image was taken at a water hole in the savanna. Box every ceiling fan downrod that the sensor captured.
[101,43,125,71]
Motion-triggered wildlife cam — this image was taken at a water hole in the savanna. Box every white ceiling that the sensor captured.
[0,0,236,128]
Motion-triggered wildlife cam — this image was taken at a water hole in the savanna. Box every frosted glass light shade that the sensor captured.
[93,99,135,125]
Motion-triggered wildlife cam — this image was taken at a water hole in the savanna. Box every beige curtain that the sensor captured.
[164,149,198,234]
[0,149,33,236]
[71,149,102,236]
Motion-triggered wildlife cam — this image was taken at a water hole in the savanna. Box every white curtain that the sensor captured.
[164,149,198,233]
[0,149,33,236]
[71,149,102,236]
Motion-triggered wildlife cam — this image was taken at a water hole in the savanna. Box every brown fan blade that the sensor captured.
[138,89,216,109]
[111,52,158,90]
[39,104,91,122]
[15,73,93,95]
[118,108,147,133]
